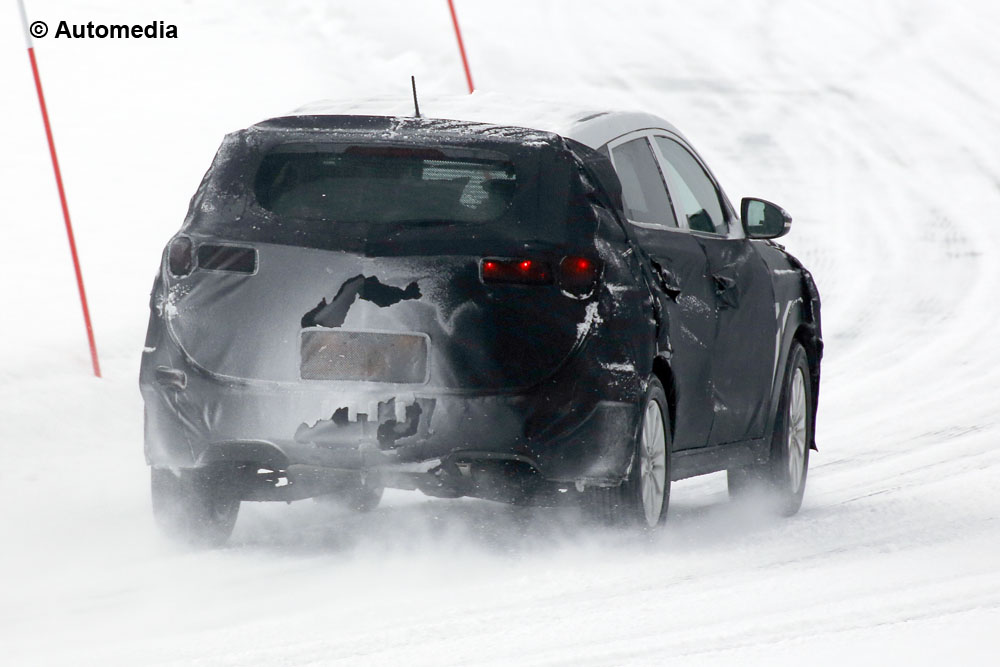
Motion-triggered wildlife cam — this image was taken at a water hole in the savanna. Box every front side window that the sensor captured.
[654,137,727,235]
[610,138,678,228]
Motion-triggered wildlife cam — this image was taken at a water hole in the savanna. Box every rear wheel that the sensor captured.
[587,377,671,528]
[151,466,241,547]
[314,475,384,512]
[346,476,384,512]
[728,341,812,515]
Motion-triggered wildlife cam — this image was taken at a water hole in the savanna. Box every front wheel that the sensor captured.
[586,376,671,529]
[151,466,241,547]
[728,341,812,516]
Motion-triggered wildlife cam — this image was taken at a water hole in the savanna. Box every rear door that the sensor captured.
[650,135,777,445]
[607,135,718,451]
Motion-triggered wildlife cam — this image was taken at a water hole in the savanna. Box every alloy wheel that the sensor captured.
[639,399,667,527]
[787,367,808,492]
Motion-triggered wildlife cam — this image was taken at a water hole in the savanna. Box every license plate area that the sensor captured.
[300,329,429,383]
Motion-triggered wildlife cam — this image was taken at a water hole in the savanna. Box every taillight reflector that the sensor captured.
[197,244,257,274]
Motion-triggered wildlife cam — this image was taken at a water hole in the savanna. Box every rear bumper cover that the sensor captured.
[141,342,639,492]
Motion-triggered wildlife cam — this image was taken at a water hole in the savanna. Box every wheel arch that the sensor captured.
[764,294,822,458]
[651,354,677,440]
[765,244,822,454]
[793,323,822,451]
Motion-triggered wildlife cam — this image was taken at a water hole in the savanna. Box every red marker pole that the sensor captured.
[446,0,475,94]
[18,0,101,377]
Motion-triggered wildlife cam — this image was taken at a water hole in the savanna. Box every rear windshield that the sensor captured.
[183,130,581,251]
[254,146,517,224]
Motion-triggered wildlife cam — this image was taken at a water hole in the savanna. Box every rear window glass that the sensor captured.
[254,147,517,224]
[184,130,579,252]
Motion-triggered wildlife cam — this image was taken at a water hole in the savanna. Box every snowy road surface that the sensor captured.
[2,0,999,664]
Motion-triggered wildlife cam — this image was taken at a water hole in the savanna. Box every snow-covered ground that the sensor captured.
[2,0,999,664]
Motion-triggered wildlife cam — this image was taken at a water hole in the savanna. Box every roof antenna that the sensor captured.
[411,75,421,118]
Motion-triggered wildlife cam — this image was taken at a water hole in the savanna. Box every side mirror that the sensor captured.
[742,197,792,239]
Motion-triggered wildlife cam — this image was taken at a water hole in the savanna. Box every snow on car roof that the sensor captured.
[288,92,682,149]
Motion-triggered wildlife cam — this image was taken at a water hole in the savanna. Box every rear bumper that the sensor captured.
[141,341,639,496]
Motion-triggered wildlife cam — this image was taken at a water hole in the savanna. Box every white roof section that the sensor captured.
[289,92,684,150]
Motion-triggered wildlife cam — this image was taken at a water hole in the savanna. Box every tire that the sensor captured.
[346,476,384,512]
[587,376,671,529]
[314,475,384,512]
[151,466,241,547]
[728,341,812,516]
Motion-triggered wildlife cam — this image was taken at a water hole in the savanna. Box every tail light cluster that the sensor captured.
[481,259,552,285]
[481,256,602,296]
[167,236,257,277]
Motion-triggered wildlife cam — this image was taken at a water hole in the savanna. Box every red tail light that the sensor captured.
[480,255,602,294]
[559,256,601,294]
[481,258,553,285]
[167,236,194,277]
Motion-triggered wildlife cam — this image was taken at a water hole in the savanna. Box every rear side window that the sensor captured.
[654,137,727,235]
[254,147,517,224]
[609,139,678,227]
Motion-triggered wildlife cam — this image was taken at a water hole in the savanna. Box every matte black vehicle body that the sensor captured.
[141,104,822,514]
